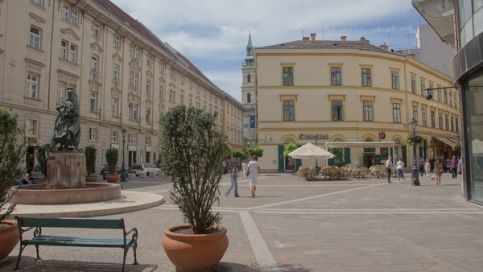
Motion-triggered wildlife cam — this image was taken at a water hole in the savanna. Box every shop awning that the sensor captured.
[325,141,397,148]
[433,136,458,147]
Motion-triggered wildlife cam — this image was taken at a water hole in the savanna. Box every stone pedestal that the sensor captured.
[47,152,87,189]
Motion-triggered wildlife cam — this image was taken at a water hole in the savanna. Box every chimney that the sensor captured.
[340,36,347,41]
[379,43,388,51]
[302,36,310,41]
[310,33,316,41]
[360,36,369,44]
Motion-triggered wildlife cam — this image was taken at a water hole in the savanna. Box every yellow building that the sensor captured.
[255,34,460,172]
[0,0,242,172]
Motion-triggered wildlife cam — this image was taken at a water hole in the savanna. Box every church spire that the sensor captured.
[245,32,254,66]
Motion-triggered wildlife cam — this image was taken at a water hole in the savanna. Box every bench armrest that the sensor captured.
[124,227,138,245]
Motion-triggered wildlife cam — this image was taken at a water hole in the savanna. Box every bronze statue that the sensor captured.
[52,88,80,150]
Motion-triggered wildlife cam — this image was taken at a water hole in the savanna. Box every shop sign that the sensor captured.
[299,134,329,140]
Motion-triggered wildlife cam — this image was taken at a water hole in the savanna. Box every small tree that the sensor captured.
[0,109,25,221]
[247,146,263,158]
[283,143,298,157]
[160,106,227,234]
[36,144,49,176]
[84,145,96,174]
[231,150,242,159]
[105,148,118,174]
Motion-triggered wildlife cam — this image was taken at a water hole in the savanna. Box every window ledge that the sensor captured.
[27,45,44,53]
[24,96,41,102]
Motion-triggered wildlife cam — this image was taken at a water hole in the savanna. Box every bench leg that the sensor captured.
[122,248,127,272]
[133,242,139,265]
[14,244,28,270]
[35,245,41,260]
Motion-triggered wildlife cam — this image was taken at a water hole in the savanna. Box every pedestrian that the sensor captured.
[225,165,239,197]
[419,157,425,177]
[385,156,393,183]
[247,156,260,198]
[435,160,444,185]
[424,159,431,176]
[396,158,405,182]
[21,172,30,185]
[242,160,248,177]
[222,160,227,174]
[450,155,458,179]
[458,157,463,175]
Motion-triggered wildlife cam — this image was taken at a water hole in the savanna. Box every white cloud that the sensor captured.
[111,0,420,101]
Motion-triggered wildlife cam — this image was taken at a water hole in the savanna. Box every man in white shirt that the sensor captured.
[247,156,261,198]
[385,156,393,183]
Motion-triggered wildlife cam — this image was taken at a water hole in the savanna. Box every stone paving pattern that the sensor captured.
[1,173,482,272]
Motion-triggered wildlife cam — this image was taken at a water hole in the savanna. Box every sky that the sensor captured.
[111,0,426,101]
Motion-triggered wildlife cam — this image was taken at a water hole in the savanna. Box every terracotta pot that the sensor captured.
[85,174,98,182]
[0,220,19,261]
[162,224,228,272]
[105,173,120,183]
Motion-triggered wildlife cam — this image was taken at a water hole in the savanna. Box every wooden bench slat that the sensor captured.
[22,235,134,248]
[18,217,124,229]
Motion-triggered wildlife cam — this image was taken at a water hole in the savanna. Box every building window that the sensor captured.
[92,21,101,39]
[422,108,428,127]
[129,71,139,90]
[411,74,416,93]
[439,113,443,129]
[363,101,373,121]
[68,44,77,63]
[31,0,43,7]
[58,81,67,104]
[392,103,401,123]
[445,115,449,131]
[282,100,295,121]
[62,3,70,21]
[113,34,121,49]
[90,55,99,74]
[431,110,436,128]
[27,72,39,99]
[145,136,151,146]
[420,78,426,96]
[128,133,137,145]
[26,119,38,136]
[455,117,459,133]
[113,64,120,82]
[89,128,97,141]
[282,67,293,86]
[70,9,79,26]
[444,89,448,104]
[29,25,41,49]
[169,90,176,103]
[331,100,343,121]
[90,91,98,112]
[247,74,251,83]
[159,62,165,74]
[331,67,342,86]
[146,107,151,123]
[391,71,400,90]
[60,40,68,60]
[412,105,418,122]
[437,84,442,101]
[247,92,251,103]
[146,79,151,99]
[111,131,118,143]
[451,116,454,132]
[159,86,165,102]
[112,97,119,118]
[129,103,139,121]
[361,68,372,87]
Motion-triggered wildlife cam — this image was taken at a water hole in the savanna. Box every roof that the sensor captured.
[256,39,387,53]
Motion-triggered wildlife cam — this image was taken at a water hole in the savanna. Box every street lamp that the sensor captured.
[121,128,128,182]
[410,118,420,186]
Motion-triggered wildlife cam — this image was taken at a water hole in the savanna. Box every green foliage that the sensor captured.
[105,148,118,173]
[36,144,49,176]
[332,148,345,167]
[231,150,243,158]
[159,106,228,234]
[247,146,263,158]
[84,145,96,174]
[0,109,25,221]
[283,143,298,157]
[405,135,424,146]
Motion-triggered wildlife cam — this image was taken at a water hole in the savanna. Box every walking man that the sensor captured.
[247,156,261,198]
[225,164,239,197]
[385,156,393,183]
[450,155,458,179]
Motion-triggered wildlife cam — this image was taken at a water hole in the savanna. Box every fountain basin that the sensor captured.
[10,182,121,205]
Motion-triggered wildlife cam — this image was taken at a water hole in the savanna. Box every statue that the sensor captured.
[52,88,80,150]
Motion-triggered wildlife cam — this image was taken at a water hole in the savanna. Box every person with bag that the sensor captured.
[247,156,260,198]
[385,156,393,183]
[396,158,405,183]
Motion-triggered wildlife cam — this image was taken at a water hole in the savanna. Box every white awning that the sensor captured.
[433,136,457,147]
[289,143,334,159]
[325,141,397,148]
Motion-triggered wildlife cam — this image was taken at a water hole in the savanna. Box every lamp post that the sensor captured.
[410,118,420,186]
[121,128,128,182]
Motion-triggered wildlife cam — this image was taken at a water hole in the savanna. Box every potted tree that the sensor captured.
[105,148,119,183]
[84,145,97,182]
[0,109,25,260]
[160,106,229,272]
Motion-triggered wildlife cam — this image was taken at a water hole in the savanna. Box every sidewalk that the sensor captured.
[2,173,482,272]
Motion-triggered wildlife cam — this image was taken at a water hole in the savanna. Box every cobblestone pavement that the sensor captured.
[1,173,482,272]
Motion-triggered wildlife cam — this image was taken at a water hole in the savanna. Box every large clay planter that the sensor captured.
[105,173,120,183]
[85,174,98,182]
[0,220,19,261]
[162,224,228,272]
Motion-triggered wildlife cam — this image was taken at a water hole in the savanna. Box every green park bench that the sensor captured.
[15,217,139,272]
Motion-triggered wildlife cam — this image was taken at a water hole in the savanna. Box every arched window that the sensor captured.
[247,74,251,83]
[247,92,251,103]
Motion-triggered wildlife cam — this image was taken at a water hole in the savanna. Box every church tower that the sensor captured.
[241,33,257,147]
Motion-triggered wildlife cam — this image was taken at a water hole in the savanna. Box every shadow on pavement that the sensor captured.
[216,262,311,272]
[0,256,160,271]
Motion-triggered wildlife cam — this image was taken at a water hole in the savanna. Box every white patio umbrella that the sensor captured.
[288,142,335,159]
